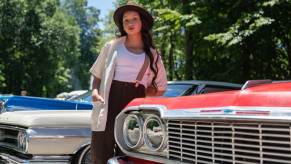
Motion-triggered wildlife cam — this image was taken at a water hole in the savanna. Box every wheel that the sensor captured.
[74,145,91,164]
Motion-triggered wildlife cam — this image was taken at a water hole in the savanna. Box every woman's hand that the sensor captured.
[92,89,104,103]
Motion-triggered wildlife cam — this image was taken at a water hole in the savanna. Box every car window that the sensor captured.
[163,84,194,97]
[197,86,237,94]
[68,91,92,102]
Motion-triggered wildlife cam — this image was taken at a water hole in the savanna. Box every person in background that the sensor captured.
[89,2,167,163]
[20,90,27,96]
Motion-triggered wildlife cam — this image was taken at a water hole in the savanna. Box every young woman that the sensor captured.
[89,2,167,163]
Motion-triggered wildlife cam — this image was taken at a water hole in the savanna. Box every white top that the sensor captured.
[113,43,147,87]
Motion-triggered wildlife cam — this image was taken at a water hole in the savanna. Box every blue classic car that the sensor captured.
[0,95,93,164]
[0,95,92,113]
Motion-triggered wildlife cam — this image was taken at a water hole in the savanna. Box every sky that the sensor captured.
[87,0,115,29]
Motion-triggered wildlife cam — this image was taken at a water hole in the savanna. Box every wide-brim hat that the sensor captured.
[113,2,154,29]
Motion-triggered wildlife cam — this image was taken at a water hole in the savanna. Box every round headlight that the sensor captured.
[143,115,166,151]
[123,114,143,149]
[17,130,27,151]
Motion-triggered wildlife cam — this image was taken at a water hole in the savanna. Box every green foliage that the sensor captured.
[205,9,274,47]
[0,0,101,97]
[1,0,290,96]
[98,10,116,50]
[132,0,291,82]
[61,0,101,90]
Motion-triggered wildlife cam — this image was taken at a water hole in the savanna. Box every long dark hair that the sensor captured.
[116,11,159,92]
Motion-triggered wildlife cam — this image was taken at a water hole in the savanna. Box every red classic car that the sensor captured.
[109,80,291,164]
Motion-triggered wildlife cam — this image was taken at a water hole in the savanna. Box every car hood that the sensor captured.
[0,110,91,128]
[128,82,291,110]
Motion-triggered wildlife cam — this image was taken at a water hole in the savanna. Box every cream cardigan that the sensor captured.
[89,36,167,131]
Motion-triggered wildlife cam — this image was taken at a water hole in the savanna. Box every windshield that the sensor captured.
[163,84,194,97]
[68,91,92,102]
[69,84,196,101]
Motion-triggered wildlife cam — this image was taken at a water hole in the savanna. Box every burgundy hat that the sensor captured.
[113,2,154,29]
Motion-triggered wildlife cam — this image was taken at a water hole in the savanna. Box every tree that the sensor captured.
[61,0,101,89]
[0,0,80,96]
[133,0,291,83]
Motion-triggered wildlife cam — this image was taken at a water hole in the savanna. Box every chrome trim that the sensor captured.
[27,127,91,139]
[241,79,272,90]
[1,106,80,112]
[73,142,91,154]
[27,127,91,154]
[77,145,90,164]
[0,126,28,154]
[130,105,291,122]
[107,157,119,164]
[0,153,71,164]
[115,106,178,164]
[29,135,89,139]
[115,105,291,163]
[0,126,91,155]
[17,130,28,152]
[107,156,127,164]
[0,100,5,113]
[0,124,26,131]
[167,120,291,163]
[143,115,166,151]
[123,114,143,149]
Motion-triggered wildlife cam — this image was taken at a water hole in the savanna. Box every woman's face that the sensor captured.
[122,11,142,36]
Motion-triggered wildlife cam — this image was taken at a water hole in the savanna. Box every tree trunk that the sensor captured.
[240,42,251,81]
[185,29,194,80]
[181,1,194,80]
[168,34,174,80]
[283,37,291,78]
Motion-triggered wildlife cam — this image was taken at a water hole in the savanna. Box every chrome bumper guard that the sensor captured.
[107,156,128,164]
[0,153,71,164]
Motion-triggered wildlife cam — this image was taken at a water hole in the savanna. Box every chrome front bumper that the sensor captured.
[107,156,128,164]
[0,153,71,164]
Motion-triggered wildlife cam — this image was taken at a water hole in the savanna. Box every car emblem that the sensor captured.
[199,108,270,115]
[223,109,234,114]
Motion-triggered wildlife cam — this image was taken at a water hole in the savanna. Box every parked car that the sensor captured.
[164,80,241,97]
[0,95,93,163]
[109,80,291,164]
[68,80,242,102]
[56,90,88,100]
[0,80,241,164]
[0,95,92,112]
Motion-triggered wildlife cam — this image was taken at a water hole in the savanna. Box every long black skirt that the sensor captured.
[91,80,145,164]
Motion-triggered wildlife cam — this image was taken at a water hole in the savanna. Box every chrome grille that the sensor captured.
[167,120,291,164]
[0,127,20,150]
